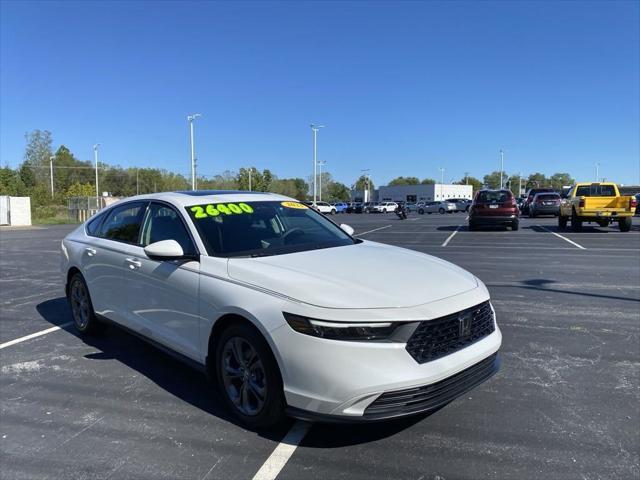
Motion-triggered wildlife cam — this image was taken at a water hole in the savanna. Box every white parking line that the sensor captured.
[537,225,586,249]
[252,421,311,480]
[442,225,462,247]
[357,225,392,236]
[0,323,72,350]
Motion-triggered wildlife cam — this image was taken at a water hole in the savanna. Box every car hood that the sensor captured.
[226,241,478,309]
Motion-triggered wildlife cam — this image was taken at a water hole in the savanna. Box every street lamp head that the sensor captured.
[93,143,100,151]
[310,124,325,130]
[188,113,202,121]
[50,156,55,161]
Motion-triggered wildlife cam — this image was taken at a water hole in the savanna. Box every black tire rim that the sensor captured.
[70,279,90,329]
[221,337,267,416]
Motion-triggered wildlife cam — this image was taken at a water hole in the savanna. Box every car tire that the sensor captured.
[67,273,104,335]
[215,323,285,428]
[331,209,336,215]
[571,209,583,232]
[558,215,568,229]
[511,221,519,231]
[619,217,632,232]
[468,222,477,231]
[529,211,535,218]
[439,208,445,214]
[418,209,424,215]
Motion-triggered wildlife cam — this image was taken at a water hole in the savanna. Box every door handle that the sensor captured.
[126,257,142,269]
[85,247,97,257]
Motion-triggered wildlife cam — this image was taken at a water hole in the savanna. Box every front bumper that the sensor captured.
[287,353,500,422]
[269,302,502,420]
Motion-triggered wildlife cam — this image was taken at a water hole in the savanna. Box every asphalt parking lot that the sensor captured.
[1,214,639,480]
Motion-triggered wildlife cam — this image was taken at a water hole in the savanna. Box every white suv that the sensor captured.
[372,202,398,213]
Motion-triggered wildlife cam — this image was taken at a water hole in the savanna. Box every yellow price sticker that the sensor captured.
[281,201,308,209]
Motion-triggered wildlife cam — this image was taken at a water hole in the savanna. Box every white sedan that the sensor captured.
[61,191,501,427]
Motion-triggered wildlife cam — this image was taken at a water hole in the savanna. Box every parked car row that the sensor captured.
[468,183,636,232]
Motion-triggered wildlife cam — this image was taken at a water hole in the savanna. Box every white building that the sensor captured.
[377,184,473,203]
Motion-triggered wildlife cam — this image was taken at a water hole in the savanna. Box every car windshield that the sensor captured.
[186,200,355,257]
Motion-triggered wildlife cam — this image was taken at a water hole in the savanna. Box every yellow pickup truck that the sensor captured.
[559,182,636,232]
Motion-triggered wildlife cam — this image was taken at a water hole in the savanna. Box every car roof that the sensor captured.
[111,190,295,208]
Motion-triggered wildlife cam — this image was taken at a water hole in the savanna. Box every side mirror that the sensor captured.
[144,240,187,260]
[340,224,355,236]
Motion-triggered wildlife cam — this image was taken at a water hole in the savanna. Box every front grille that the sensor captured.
[363,353,499,419]
[405,301,495,363]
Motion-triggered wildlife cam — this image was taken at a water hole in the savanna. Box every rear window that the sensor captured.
[575,184,616,197]
[476,191,512,203]
[536,194,560,200]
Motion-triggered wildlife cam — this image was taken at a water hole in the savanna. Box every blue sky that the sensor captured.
[1,0,638,186]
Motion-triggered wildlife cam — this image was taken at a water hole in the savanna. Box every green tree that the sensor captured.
[64,182,95,201]
[388,176,420,186]
[354,175,374,191]
[236,167,273,192]
[23,130,53,184]
[421,178,436,185]
[525,172,548,190]
[456,175,483,190]
[483,171,503,189]
[19,163,36,188]
[0,167,26,196]
[327,182,350,201]
[549,172,573,190]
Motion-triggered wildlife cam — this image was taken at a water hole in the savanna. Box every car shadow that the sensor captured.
[35,297,431,445]
[35,297,287,441]
[488,278,639,303]
[526,224,640,233]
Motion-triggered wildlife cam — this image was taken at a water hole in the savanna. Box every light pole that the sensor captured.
[311,124,324,203]
[188,113,202,190]
[464,171,469,185]
[499,149,504,189]
[247,168,253,191]
[49,156,55,197]
[595,163,600,182]
[361,168,370,203]
[439,167,445,200]
[317,161,327,201]
[518,172,523,197]
[93,144,100,199]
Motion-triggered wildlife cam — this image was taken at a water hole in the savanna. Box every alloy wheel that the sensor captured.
[221,337,267,416]
[70,278,90,329]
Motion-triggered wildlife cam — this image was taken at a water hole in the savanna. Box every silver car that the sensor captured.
[418,201,457,214]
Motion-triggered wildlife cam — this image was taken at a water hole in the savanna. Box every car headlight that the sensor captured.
[283,312,408,341]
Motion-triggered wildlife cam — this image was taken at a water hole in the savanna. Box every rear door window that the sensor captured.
[98,202,148,244]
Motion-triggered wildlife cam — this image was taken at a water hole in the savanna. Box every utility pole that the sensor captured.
[188,113,202,190]
[248,168,252,191]
[136,168,139,195]
[464,172,469,185]
[595,163,600,182]
[318,160,326,201]
[310,124,324,203]
[49,156,55,197]
[93,144,100,199]
[500,149,504,189]
[439,167,445,200]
